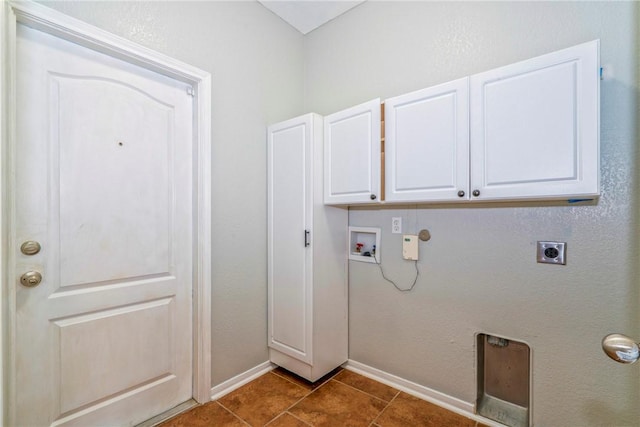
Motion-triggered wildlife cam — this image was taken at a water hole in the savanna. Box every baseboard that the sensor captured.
[210,361,275,401]
[344,360,502,427]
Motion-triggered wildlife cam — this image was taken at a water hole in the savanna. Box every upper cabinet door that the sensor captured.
[324,99,381,204]
[385,78,470,203]
[470,40,599,201]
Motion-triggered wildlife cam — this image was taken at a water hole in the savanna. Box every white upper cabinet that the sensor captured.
[469,40,600,201]
[385,78,470,203]
[324,98,381,204]
[322,40,599,205]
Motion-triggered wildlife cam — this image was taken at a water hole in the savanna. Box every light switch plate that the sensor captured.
[403,234,418,260]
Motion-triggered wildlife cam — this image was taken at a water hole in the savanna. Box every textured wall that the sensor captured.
[304,2,639,425]
[39,0,305,386]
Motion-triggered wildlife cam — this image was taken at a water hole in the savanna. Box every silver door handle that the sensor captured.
[602,334,640,364]
[21,240,41,255]
[20,271,42,288]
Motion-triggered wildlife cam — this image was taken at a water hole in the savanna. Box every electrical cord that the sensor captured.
[374,257,419,292]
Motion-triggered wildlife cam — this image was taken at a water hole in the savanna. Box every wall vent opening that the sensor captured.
[477,333,530,427]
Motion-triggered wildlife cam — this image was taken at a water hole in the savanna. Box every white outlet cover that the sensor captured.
[392,217,402,234]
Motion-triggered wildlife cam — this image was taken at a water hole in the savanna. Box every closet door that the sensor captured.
[469,40,599,201]
[267,115,313,364]
[324,99,381,204]
[385,78,469,202]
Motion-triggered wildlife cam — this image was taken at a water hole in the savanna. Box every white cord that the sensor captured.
[375,257,419,292]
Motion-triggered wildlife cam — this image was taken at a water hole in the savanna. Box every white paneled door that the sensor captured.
[14,23,193,426]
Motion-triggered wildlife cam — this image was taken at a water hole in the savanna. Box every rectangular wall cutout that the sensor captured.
[476,333,530,427]
[348,226,380,263]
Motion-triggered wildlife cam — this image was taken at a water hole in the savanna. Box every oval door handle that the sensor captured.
[602,333,640,364]
[370,194,377,200]
[472,190,481,197]
[20,271,42,288]
[457,190,465,197]
[21,241,41,255]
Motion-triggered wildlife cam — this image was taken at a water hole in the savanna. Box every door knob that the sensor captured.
[20,271,42,288]
[602,333,640,364]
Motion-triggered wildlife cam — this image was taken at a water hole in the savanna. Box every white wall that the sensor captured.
[39,0,305,386]
[305,2,639,425]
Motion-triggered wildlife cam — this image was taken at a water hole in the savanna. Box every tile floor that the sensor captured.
[159,367,490,427]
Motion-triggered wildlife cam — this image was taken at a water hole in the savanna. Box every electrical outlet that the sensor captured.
[537,241,566,265]
[392,217,402,234]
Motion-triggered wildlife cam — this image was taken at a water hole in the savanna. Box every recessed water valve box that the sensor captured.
[537,241,566,265]
[349,226,380,263]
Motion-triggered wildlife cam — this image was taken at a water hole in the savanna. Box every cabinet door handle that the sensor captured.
[472,189,481,197]
[304,230,310,247]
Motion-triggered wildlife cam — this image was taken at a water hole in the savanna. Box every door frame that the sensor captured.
[0,1,212,424]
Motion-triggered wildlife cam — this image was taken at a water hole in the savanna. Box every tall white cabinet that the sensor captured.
[267,113,348,382]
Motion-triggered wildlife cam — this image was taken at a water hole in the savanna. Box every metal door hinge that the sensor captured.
[186,86,195,97]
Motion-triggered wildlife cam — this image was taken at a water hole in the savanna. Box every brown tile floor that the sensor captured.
[159,367,489,427]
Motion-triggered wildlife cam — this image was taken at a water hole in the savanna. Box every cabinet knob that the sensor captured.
[457,190,465,198]
[472,189,480,197]
[370,194,377,200]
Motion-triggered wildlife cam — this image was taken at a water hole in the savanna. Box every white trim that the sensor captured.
[1,0,212,423]
[344,360,503,427]
[210,362,275,401]
[0,1,9,424]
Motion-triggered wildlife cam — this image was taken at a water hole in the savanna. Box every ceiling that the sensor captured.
[258,1,365,35]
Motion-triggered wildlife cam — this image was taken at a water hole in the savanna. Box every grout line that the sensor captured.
[264,412,288,427]
[332,377,394,405]
[369,390,401,426]
[284,383,322,412]
[281,374,347,415]
[285,411,314,427]
[215,401,251,426]
[263,372,343,425]
[269,371,311,394]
